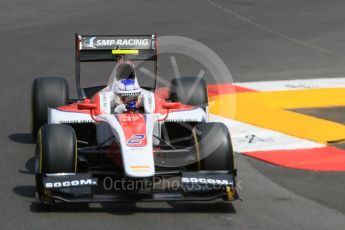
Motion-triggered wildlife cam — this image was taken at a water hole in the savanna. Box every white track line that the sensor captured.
[234,78,345,91]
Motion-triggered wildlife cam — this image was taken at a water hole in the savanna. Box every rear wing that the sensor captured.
[75,34,158,98]
[76,34,157,62]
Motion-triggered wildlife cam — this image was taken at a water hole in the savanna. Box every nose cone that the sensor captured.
[125,162,155,178]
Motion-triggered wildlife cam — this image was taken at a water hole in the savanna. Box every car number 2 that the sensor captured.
[127,134,145,145]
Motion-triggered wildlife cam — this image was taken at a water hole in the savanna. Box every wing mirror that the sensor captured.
[78,102,97,110]
[162,102,182,110]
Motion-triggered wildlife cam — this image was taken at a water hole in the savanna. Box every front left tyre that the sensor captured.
[35,124,77,203]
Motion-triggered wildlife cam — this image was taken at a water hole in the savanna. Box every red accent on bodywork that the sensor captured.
[58,102,90,114]
[155,87,169,99]
[162,102,182,110]
[117,113,147,147]
[58,84,251,114]
[58,93,104,117]
[154,93,193,115]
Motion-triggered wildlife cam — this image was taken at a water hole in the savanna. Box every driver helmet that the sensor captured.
[113,62,141,109]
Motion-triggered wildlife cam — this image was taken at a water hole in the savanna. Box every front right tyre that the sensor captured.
[31,77,69,140]
[192,122,234,171]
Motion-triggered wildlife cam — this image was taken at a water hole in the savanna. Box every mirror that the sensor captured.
[78,103,97,110]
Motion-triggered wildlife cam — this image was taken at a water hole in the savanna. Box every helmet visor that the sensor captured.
[117,92,140,103]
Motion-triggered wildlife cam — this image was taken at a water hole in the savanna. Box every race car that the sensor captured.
[31,34,238,204]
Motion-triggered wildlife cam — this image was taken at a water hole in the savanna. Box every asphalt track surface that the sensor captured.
[2,0,345,229]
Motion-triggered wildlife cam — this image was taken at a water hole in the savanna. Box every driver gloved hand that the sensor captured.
[114,104,127,114]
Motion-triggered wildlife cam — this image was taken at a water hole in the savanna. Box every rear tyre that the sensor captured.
[35,124,77,203]
[192,122,234,171]
[31,77,69,140]
[170,77,208,107]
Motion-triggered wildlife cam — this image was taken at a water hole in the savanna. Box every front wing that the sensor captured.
[36,171,238,203]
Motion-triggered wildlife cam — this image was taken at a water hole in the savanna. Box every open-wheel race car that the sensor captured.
[31,34,238,204]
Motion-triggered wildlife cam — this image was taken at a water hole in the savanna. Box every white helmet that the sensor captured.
[112,62,141,109]
[114,78,141,102]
